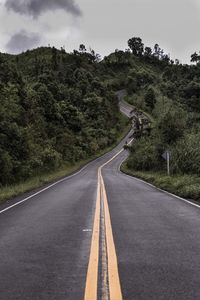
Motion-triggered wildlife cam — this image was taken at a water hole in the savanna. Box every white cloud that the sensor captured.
[6,30,40,53]
[5,0,81,18]
[0,0,199,63]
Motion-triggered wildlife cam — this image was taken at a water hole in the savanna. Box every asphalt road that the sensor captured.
[103,150,200,300]
[117,90,133,118]
[0,100,200,300]
[0,126,132,300]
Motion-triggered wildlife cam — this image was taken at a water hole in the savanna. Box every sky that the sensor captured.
[0,0,200,63]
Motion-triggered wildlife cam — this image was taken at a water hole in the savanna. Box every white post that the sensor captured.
[167,151,170,176]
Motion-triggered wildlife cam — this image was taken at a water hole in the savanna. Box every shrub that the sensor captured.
[127,137,163,171]
[171,133,200,174]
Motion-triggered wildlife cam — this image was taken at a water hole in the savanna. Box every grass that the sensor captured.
[0,116,131,204]
[121,163,200,202]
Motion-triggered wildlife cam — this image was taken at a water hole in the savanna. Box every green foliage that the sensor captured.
[156,105,187,145]
[144,87,156,110]
[126,95,190,174]
[122,165,200,201]
[0,37,200,191]
[126,69,156,96]
[0,47,125,186]
[191,52,200,64]
[102,36,200,188]
[171,132,200,174]
[128,37,144,56]
[183,81,200,112]
[127,137,163,171]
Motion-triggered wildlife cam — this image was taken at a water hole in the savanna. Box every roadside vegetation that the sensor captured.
[0,37,199,201]
[121,166,200,201]
[0,117,129,203]
[104,38,200,201]
[0,47,127,189]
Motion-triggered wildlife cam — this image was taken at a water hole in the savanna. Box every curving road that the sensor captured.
[0,100,200,300]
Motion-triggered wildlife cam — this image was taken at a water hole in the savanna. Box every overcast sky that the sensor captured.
[0,0,199,63]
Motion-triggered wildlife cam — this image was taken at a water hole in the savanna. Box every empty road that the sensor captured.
[0,101,200,300]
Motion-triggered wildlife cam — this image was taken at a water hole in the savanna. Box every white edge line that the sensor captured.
[0,167,86,215]
[0,134,133,215]
[100,138,134,170]
[118,158,200,209]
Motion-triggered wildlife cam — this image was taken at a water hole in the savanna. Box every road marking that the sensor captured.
[0,164,92,215]
[84,170,101,300]
[84,141,134,300]
[100,187,109,300]
[118,159,200,209]
[0,135,134,216]
[100,174,122,300]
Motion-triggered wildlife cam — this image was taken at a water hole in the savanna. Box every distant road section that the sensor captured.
[116,90,134,118]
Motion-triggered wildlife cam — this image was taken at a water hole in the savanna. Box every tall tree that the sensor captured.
[144,87,156,110]
[144,46,152,58]
[191,52,200,64]
[79,44,87,53]
[51,47,58,70]
[128,37,144,56]
[153,43,161,59]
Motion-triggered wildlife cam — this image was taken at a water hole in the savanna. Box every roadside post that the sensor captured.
[162,150,171,176]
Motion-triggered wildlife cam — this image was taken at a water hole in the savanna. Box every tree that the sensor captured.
[144,87,156,110]
[114,50,127,65]
[191,52,200,64]
[51,47,58,70]
[175,59,180,65]
[95,53,101,62]
[79,44,87,53]
[0,45,126,187]
[128,37,144,56]
[162,54,170,64]
[157,107,187,145]
[183,81,200,112]
[144,47,152,59]
[153,43,161,59]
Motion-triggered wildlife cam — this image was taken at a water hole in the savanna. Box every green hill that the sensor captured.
[100,38,200,200]
[0,47,127,187]
[0,38,200,200]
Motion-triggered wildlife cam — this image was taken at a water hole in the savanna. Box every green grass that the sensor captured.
[0,116,131,204]
[121,163,200,202]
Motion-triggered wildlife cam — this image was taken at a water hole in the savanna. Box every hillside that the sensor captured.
[100,38,200,200]
[0,47,127,187]
[0,38,200,199]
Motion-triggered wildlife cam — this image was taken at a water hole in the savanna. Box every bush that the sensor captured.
[127,137,163,171]
[157,104,187,145]
[42,147,62,171]
[171,133,200,174]
[144,87,156,110]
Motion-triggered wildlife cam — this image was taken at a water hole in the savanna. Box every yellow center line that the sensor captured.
[100,173,123,300]
[84,170,101,300]
[84,139,134,300]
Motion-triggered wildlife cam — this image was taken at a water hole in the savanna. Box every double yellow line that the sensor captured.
[84,149,124,300]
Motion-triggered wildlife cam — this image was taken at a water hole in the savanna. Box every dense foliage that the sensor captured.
[0,47,125,185]
[101,37,200,176]
[0,37,199,188]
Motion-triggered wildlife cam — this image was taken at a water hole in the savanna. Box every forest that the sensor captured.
[0,38,199,198]
[0,46,125,186]
[103,37,200,199]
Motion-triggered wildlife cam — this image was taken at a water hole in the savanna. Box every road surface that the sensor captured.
[117,90,134,118]
[0,100,200,300]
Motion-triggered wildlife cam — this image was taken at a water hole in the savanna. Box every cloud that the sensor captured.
[5,0,81,18]
[6,30,41,53]
[80,0,200,62]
